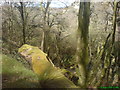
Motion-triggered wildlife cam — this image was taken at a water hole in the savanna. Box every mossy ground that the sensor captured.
[2,54,40,88]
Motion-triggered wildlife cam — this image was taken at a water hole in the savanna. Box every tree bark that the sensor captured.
[20,2,26,44]
[40,0,52,52]
[76,1,90,88]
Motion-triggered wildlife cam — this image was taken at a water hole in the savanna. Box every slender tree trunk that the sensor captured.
[20,2,26,44]
[111,1,120,86]
[108,0,118,84]
[41,31,44,51]
[116,1,120,86]
[112,1,117,45]
[40,0,52,52]
[76,1,90,88]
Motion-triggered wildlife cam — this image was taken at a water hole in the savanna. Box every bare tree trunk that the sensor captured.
[40,0,52,52]
[116,1,120,86]
[20,2,26,44]
[76,1,90,88]
[112,1,117,45]
[108,0,118,84]
[41,31,44,51]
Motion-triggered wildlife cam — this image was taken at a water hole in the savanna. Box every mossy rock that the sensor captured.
[18,44,78,88]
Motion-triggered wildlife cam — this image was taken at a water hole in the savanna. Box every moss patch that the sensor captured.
[2,54,40,88]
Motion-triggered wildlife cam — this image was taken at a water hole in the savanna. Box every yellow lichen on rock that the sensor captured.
[18,44,52,76]
[18,44,47,57]
[32,54,53,76]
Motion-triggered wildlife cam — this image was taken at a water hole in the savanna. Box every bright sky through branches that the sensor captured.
[0,0,77,8]
[0,0,119,7]
[50,0,76,8]
[0,0,118,2]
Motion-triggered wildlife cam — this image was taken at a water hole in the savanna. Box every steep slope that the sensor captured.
[2,54,40,88]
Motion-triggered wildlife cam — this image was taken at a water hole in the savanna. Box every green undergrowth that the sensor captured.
[2,54,40,88]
